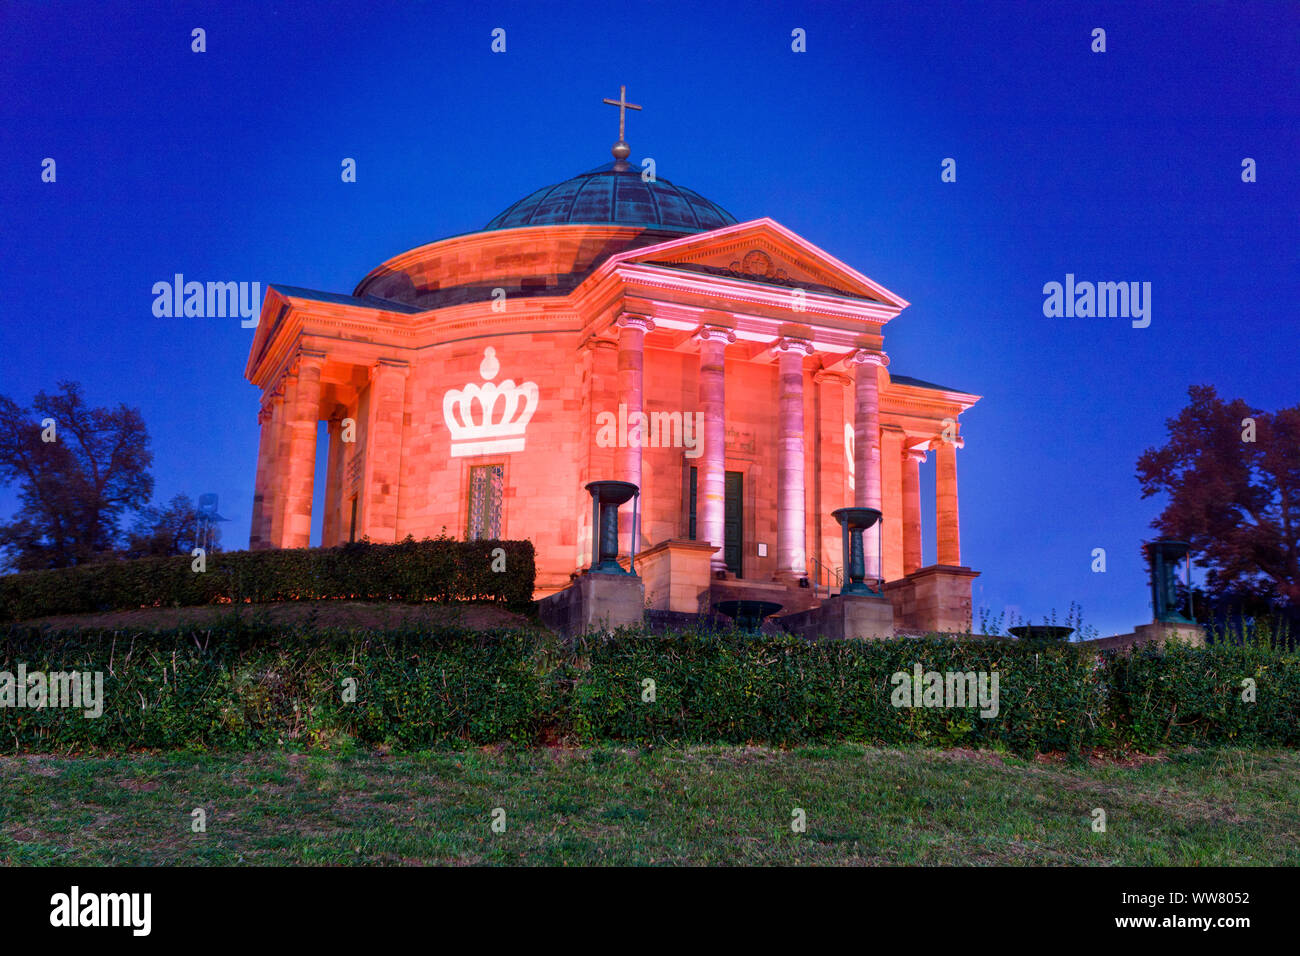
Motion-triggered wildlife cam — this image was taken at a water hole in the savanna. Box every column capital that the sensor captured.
[906,447,928,464]
[849,349,889,369]
[813,368,852,386]
[774,336,815,357]
[616,313,656,334]
[935,435,966,450]
[371,358,410,379]
[694,325,737,346]
[297,348,327,366]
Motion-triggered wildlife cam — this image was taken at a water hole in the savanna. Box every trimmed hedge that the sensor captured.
[0,621,545,750]
[2,622,1298,754]
[1107,640,1300,749]
[571,630,1300,751]
[0,537,536,622]
[570,631,1109,752]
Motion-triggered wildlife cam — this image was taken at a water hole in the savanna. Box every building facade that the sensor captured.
[244,142,981,632]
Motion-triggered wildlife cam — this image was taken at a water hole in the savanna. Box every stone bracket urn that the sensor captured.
[585,480,640,575]
[1008,625,1074,643]
[831,507,883,595]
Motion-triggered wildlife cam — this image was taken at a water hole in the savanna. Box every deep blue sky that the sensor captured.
[2,1,1296,635]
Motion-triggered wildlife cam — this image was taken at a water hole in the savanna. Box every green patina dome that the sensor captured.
[485,161,737,233]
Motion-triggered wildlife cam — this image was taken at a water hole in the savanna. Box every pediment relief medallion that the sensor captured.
[659,241,852,295]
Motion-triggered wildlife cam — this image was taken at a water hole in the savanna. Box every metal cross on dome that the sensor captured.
[602,85,641,164]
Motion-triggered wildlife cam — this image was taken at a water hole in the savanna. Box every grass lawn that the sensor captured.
[2,745,1296,866]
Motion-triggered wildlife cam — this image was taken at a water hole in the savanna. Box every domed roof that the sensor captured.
[485,161,737,233]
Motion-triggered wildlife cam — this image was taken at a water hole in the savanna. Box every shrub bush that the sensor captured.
[1,622,1295,754]
[1106,640,1300,748]
[0,619,543,751]
[0,536,536,622]
[570,629,1112,753]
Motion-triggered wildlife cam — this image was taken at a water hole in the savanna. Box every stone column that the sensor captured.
[936,437,962,566]
[269,374,294,548]
[282,350,325,549]
[903,448,926,575]
[321,413,344,547]
[813,368,851,585]
[361,359,409,543]
[776,337,813,581]
[850,350,887,580]
[617,314,654,555]
[588,335,619,477]
[584,335,619,568]
[696,326,735,574]
[881,425,905,583]
[249,394,277,550]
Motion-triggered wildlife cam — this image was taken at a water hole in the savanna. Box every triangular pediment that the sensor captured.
[610,218,909,308]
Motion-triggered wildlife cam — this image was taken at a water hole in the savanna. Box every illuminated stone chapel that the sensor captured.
[244,89,980,633]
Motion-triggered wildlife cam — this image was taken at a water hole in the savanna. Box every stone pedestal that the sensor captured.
[1132,621,1206,648]
[886,564,979,634]
[777,592,895,641]
[538,572,645,637]
[633,538,717,614]
[1084,621,1207,652]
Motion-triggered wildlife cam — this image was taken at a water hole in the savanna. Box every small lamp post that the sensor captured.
[585,480,640,575]
[831,507,883,595]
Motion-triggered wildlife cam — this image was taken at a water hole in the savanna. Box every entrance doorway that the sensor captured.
[687,466,744,577]
[724,470,743,577]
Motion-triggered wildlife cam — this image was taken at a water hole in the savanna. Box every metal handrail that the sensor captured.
[807,554,842,599]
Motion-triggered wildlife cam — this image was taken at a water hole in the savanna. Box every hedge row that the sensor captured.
[569,632,1107,752]
[2,621,1297,753]
[0,623,545,750]
[570,630,1300,752]
[0,537,536,622]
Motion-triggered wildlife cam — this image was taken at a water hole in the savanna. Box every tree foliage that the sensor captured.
[125,493,219,558]
[1137,385,1300,607]
[0,382,154,570]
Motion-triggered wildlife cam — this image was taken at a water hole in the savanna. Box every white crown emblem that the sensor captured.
[442,347,539,457]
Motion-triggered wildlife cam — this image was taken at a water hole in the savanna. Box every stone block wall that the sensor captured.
[778,592,895,641]
[885,565,979,634]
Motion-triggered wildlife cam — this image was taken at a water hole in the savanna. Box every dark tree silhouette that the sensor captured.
[1138,385,1300,608]
[0,382,154,570]
[125,493,220,557]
